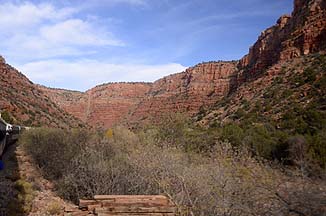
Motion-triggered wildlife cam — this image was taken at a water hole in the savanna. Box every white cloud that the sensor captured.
[0,2,75,33]
[18,59,187,91]
[0,2,124,60]
[40,19,124,46]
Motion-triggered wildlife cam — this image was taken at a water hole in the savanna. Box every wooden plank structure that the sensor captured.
[65,195,177,216]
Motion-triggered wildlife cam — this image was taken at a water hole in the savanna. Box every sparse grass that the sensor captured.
[46,201,62,215]
[7,179,36,215]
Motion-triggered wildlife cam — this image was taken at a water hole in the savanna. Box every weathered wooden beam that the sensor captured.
[95,206,177,213]
[101,202,174,208]
[94,195,171,205]
[79,199,100,208]
[94,195,169,200]
[76,195,176,215]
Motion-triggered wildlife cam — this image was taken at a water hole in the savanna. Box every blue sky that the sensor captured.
[0,0,293,91]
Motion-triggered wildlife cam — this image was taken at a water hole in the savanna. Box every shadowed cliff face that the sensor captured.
[39,0,326,128]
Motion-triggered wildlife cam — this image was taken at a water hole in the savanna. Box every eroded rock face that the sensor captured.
[40,83,152,128]
[239,0,326,79]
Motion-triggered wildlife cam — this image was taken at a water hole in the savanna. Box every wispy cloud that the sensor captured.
[18,59,187,91]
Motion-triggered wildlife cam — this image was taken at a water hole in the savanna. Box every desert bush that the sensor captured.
[144,113,218,153]
[220,123,244,146]
[12,179,35,214]
[20,128,90,180]
[306,129,326,170]
[46,201,61,215]
[19,125,326,216]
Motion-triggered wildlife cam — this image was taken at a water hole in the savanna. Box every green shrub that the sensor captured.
[241,99,250,111]
[233,108,246,119]
[1,110,14,123]
[220,123,244,146]
[303,67,318,83]
[307,130,326,168]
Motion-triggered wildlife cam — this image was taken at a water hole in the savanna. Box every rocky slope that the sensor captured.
[201,54,326,124]
[41,0,326,129]
[0,57,83,128]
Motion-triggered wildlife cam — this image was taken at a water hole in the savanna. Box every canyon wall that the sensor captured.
[40,83,152,128]
[129,61,238,123]
[42,62,238,128]
[239,0,326,79]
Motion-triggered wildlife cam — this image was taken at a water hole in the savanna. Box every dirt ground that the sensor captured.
[0,143,76,216]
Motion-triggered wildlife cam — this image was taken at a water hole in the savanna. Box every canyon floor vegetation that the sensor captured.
[19,114,326,215]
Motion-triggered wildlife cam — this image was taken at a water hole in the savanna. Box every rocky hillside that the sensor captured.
[39,83,152,128]
[200,0,326,121]
[41,0,326,129]
[0,57,83,128]
[202,54,326,123]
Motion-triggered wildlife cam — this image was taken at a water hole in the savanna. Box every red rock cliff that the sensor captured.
[40,83,152,128]
[240,0,326,78]
[129,61,238,123]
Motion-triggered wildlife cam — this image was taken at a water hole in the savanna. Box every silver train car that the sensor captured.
[0,118,8,157]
